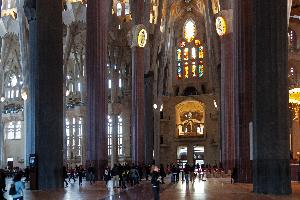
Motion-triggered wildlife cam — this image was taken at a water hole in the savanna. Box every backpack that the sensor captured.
[9,183,17,195]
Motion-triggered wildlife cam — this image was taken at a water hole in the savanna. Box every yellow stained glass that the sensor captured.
[184,48,189,60]
[191,47,196,59]
[184,19,196,42]
[177,49,182,61]
[199,46,204,59]
[184,66,189,78]
[195,40,201,46]
[192,65,197,77]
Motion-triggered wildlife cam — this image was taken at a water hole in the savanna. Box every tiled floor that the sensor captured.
[3,176,300,200]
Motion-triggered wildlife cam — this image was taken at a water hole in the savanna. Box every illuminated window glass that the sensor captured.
[177,64,182,79]
[176,19,205,80]
[184,48,189,60]
[117,3,122,16]
[6,121,22,140]
[191,47,196,59]
[184,19,196,42]
[108,116,112,156]
[184,65,189,79]
[199,46,204,59]
[177,49,182,61]
[125,2,130,15]
[199,65,204,77]
[192,65,197,77]
[118,115,123,155]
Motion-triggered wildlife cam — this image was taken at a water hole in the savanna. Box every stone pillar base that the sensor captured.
[253,159,291,194]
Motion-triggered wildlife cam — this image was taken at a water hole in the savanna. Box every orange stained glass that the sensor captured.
[195,40,201,46]
[184,65,189,78]
[179,41,186,47]
[191,47,196,59]
[184,48,189,60]
[177,49,182,61]
[199,46,204,59]
[192,65,197,77]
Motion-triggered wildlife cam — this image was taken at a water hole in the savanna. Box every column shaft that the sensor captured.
[233,0,252,183]
[28,0,64,189]
[221,30,235,172]
[86,0,109,179]
[144,73,154,164]
[252,0,291,194]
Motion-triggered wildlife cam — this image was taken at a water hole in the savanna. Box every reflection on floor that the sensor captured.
[3,176,300,200]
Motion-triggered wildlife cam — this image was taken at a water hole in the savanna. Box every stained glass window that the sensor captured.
[177,49,182,61]
[176,19,205,79]
[184,48,189,60]
[184,19,196,42]
[117,3,122,16]
[191,47,196,59]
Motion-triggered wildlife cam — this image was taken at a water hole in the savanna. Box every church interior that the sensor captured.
[0,0,300,199]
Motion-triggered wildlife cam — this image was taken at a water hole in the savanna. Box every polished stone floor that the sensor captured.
[3,176,300,200]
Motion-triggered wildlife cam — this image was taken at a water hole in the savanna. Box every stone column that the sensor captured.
[86,0,109,179]
[24,0,64,189]
[144,73,154,164]
[131,0,145,165]
[187,145,194,165]
[220,9,235,173]
[252,0,291,194]
[233,0,252,183]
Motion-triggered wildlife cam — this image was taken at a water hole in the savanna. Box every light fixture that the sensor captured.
[0,96,5,102]
[153,104,157,109]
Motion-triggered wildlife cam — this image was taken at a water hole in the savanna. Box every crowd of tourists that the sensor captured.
[1,162,226,200]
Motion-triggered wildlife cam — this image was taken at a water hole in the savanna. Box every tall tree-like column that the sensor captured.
[86,0,109,179]
[24,0,63,189]
[233,0,252,183]
[252,0,291,194]
[144,73,154,164]
[131,0,145,164]
[220,9,235,173]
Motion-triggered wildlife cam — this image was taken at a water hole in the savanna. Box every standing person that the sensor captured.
[78,166,83,186]
[151,166,161,200]
[88,165,95,184]
[104,166,111,188]
[10,173,24,200]
[184,163,190,184]
[68,168,76,183]
[0,170,6,200]
[159,164,166,184]
[63,166,68,187]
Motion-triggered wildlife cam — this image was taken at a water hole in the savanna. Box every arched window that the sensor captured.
[107,115,123,156]
[116,3,122,16]
[118,115,123,155]
[107,115,112,155]
[125,1,130,15]
[65,117,83,160]
[177,19,204,79]
[6,121,22,140]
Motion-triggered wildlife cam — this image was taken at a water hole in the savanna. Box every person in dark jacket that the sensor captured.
[151,166,161,200]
